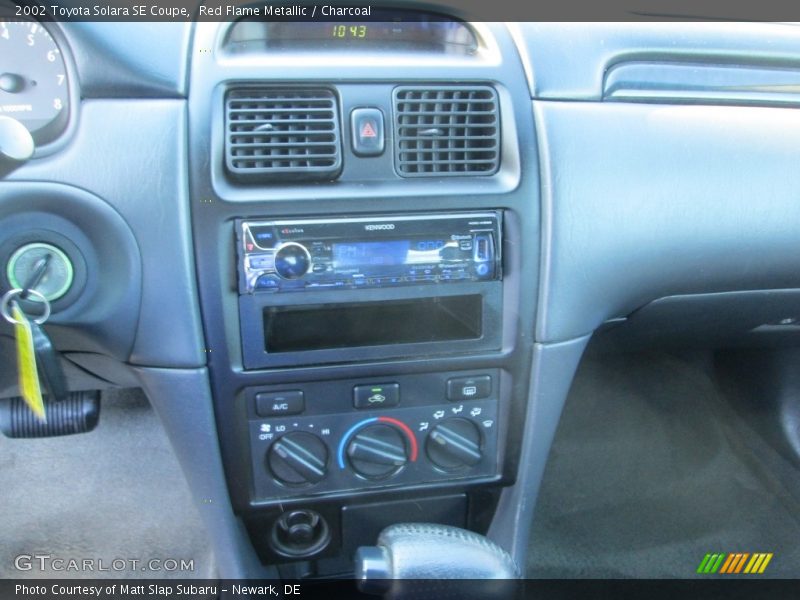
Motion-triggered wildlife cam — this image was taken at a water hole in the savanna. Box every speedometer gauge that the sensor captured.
[0,20,69,145]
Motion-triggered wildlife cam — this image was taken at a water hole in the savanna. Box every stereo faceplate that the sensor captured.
[237,212,502,294]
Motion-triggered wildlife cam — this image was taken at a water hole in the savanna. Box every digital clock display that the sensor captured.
[331,24,368,39]
[225,10,478,55]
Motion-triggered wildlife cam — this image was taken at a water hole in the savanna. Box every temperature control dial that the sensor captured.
[273,242,311,280]
[267,432,328,486]
[346,424,408,479]
[426,418,482,470]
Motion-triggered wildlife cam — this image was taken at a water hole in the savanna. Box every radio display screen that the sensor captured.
[333,240,411,267]
[332,239,452,268]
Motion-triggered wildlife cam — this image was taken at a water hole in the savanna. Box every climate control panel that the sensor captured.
[246,371,503,501]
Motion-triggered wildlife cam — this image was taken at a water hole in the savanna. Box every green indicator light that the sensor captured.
[371,388,383,393]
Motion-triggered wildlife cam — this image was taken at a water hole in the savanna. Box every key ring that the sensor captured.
[0,288,51,325]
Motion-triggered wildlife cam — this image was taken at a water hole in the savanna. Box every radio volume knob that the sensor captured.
[274,242,311,279]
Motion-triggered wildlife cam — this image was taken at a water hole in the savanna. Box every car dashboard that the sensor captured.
[1,3,800,583]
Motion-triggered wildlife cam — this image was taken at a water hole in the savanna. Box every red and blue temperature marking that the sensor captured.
[337,416,418,469]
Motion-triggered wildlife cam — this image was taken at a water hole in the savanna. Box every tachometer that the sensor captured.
[0,20,69,145]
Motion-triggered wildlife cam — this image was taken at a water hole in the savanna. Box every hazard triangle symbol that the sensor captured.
[361,121,377,138]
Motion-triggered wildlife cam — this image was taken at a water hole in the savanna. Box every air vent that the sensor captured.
[394,86,500,177]
[225,88,342,182]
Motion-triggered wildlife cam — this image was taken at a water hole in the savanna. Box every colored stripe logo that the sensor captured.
[697,552,773,575]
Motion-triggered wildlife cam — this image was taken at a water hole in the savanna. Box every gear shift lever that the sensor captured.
[355,523,519,599]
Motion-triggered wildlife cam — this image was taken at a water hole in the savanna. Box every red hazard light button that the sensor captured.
[351,107,385,157]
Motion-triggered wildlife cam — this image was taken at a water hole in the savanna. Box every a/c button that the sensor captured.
[256,391,305,417]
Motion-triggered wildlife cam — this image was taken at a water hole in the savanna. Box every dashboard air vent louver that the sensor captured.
[225,88,342,182]
[393,86,500,177]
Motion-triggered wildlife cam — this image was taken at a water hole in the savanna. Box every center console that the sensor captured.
[237,211,506,502]
[188,17,540,573]
[234,210,512,562]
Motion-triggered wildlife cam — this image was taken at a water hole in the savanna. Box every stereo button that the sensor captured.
[256,391,305,417]
[354,383,399,409]
[255,275,279,290]
[249,255,273,270]
[447,376,491,401]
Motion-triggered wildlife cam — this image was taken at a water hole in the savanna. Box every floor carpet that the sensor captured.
[0,388,215,579]
[527,351,800,578]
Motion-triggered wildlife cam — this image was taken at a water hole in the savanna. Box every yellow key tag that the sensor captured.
[12,302,46,422]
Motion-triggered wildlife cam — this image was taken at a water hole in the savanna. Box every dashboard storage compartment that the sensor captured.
[239,283,502,369]
[264,295,482,353]
[341,495,467,554]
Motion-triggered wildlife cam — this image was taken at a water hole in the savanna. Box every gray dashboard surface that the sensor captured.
[489,335,590,563]
[59,22,191,98]
[133,366,272,579]
[6,100,205,367]
[512,22,800,100]
[534,100,800,343]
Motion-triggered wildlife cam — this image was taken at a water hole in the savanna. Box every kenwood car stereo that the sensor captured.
[236,212,502,294]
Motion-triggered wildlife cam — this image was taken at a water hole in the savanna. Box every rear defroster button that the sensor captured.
[446,375,491,401]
